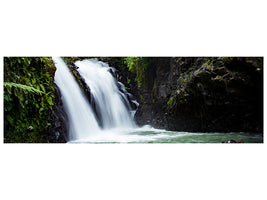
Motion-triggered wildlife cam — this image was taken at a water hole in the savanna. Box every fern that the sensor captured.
[4,82,44,95]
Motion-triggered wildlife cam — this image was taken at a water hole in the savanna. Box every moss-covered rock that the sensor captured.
[135,57,263,133]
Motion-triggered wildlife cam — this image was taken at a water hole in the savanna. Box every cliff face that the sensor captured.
[134,57,263,133]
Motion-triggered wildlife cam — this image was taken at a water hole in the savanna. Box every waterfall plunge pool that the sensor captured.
[68,125,263,143]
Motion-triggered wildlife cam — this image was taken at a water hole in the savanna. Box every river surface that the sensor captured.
[69,126,263,143]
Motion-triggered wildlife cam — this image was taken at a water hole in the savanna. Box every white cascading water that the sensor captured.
[53,57,101,141]
[75,59,137,129]
[53,57,139,142]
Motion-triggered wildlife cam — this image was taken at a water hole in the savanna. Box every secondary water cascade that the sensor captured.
[53,57,138,142]
[75,59,137,129]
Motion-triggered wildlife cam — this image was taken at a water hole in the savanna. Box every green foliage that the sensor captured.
[178,89,188,104]
[61,57,79,65]
[180,76,187,83]
[4,57,56,143]
[167,89,189,113]
[4,82,44,95]
[204,58,215,70]
[127,78,131,84]
[124,57,144,87]
[124,57,141,72]
[221,57,234,64]
[231,71,241,77]
[207,58,215,65]
[124,57,155,88]
[167,97,174,108]
[179,72,194,88]
[215,75,223,80]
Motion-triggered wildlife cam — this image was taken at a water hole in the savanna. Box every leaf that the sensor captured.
[4,93,11,102]
[6,115,14,126]
[47,97,53,106]
[4,82,44,95]
[6,85,12,94]
[5,104,13,111]
[40,84,46,93]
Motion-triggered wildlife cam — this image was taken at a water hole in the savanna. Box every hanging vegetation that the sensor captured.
[4,57,56,143]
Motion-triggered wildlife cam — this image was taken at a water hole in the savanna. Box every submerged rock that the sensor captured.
[236,139,244,143]
[222,139,244,143]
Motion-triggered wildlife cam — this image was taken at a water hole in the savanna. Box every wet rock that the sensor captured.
[48,84,69,143]
[222,139,237,143]
[236,139,244,143]
[135,57,263,133]
[108,68,116,78]
[222,139,244,143]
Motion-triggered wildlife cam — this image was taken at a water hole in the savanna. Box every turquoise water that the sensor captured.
[69,126,263,143]
[133,131,263,143]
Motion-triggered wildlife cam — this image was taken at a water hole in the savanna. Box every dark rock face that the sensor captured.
[134,58,171,128]
[135,57,263,133]
[48,84,69,143]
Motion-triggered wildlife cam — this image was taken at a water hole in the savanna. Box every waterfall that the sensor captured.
[75,59,137,129]
[53,57,137,142]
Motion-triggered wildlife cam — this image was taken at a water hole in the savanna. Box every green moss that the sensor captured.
[178,89,188,105]
[221,57,234,64]
[4,57,56,143]
[124,57,156,88]
[124,57,144,88]
[202,58,216,71]
[204,62,212,70]
[167,97,174,108]
[231,71,241,76]
[181,76,186,83]
[167,88,189,114]
[61,57,79,65]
